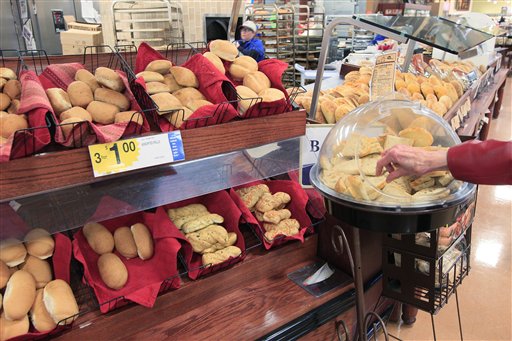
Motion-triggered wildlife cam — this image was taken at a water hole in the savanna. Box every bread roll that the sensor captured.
[0,260,10,289]
[203,52,225,74]
[30,289,56,332]
[243,71,271,94]
[151,92,182,114]
[170,66,199,88]
[113,226,137,259]
[136,71,164,83]
[3,270,36,321]
[229,56,258,81]
[163,73,182,93]
[131,223,154,260]
[186,99,213,112]
[115,111,143,125]
[0,67,17,80]
[209,39,239,61]
[164,107,193,128]
[46,88,71,114]
[67,81,94,108]
[97,253,128,290]
[146,81,170,95]
[0,78,6,91]
[75,69,100,92]
[0,313,29,340]
[82,222,114,255]
[87,101,119,124]
[60,117,87,140]
[43,279,79,325]
[0,110,7,118]
[145,59,172,74]
[172,87,206,106]
[94,88,130,111]
[0,239,27,267]
[23,228,54,260]
[0,93,10,111]
[259,88,285,103]
[19,256,52,289]
[0,113,28,139]
[95,67,125,92]
[235,85,258,114]
[3,79,21,100]
[60,106,92,122]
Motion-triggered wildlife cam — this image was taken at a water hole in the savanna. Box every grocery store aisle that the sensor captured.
[386,78,512,341]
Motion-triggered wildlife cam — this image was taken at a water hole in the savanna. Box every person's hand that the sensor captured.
[376,145,449,182]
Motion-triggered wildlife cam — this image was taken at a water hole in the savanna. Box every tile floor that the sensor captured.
[386,78,512,340]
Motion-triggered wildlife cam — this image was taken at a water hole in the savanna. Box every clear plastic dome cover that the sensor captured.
[311,96,476,209]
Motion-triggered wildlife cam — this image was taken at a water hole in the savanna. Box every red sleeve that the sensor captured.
[447,139,512,185]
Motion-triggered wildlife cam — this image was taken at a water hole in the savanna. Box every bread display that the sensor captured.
[113,226,138,259]
[95,67,125,92]
[3,269,36,320]
[43,279,79,324]
[0,239,27,267]
[0,313,29,341]
[209,39,239,61]
[30,289,57,332]
[131,223,154,260]
[67,81,94,108]
[82,222,115,255]
[24,228,55,259]
[19,256,52,289]
[97,252,128,290]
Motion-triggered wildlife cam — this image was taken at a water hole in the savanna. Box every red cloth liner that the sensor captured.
[162,190,245,280]
[135,42,168,73]
[0,70,54,162]
[287,169,326,219]
[229,180,312,250]
[73,207,185,313]
[39,63,83,91]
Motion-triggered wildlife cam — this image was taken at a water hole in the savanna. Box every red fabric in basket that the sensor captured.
[287,170,326,219]
[0,70,54,162]
[163,190,245,280]
[230,180,312,249]
[39,63,84,90]
[72,205,185,313]
[135,42,167,73]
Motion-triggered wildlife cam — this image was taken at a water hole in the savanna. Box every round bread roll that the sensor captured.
[259,88,285,103]
[43,279,79,325]
[163,73,182,93]
[60,106,92,122]
[236,85,258,114]
[46,88,72,115]
[438,95,453,110]
[0,78,6,91]
[94,87,130,111]
[210,40,239,61]
[170,66,199,88]
[75,69,100,92]
[406,82,420,94]
[243,71,271,94]
[19,256,52,289]
[344,71,360,83]
[411,92,424,101]
[431,101,448,116]
[146,81,170,95]
[164,106,193,128]
[0,313,29,340]
[0,260,10,289]
[186,99,213,112]
[95,67,125,92]
[24,228,55,260]
[60,117,87,140]
[0,92,11,111]
[0,67,17,80]
[203,52,225,74]
[113,226,137,259]
[229,56,258,81]
[136,71,164,83]
[30,289,57,332]
[3,79,21,100]
[145,59,172,74]
[3,270,36,321]
[97,253,128,290]
[131,223,154,260]
[82,222,114,255]
[115,111,143,125]
[172,87,206,106]
[0,113,28,139]
[0,239,27,267]
[87,101,119,125]
[7,99,20,115]
[67,81,93,108]
[151,92,182,114]
[0,110,7,118]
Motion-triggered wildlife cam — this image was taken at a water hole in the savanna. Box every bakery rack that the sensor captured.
[165,41,206,66]
[293,5,325,77]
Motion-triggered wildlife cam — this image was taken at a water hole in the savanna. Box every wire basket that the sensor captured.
[0,49,22,75]
[165,41,205,65]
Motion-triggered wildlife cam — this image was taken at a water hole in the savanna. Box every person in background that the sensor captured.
[376,139,512,185]
[234,21,265,62]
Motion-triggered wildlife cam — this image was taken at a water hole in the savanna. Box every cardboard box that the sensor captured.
[60,29,103,48]
[64,15,101,31]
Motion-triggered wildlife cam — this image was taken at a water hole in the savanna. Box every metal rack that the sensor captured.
[293,5,325,73]
[112,0,184,50]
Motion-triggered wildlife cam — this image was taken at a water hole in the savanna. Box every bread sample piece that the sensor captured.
[115,111,143,125]
[209,40,239,61]
[259,88,285,102]
[67,81,94,108]
[0,67,17,80]
[235,184,270,211]
[261,209,292,225]
[263,219,300,240]
[82,222,114,255]
[43,279,79,325]
[146,81,170,95]
[75,69,100,92]
[398,127,434,147]
[60,106,92,122]
[359,154,381,176]
[229,56,258,81]
[0,93,10,111]
[24,228,54,260]
[97,253,128,290]
[168,203,208,220]
[20,256,52,289]
[410,176,435,191]
[136,71,164,83]
[413,187,450,200]
[87,101,119,124]
[145,59,172,74]
[0,239,27,267]
[235,85,259,114]
[170,66,199,88]
[185,224,231,254]
[255,192,291,212]
[163,73,182,93]
[94,88,130,111]
[182,214,225,233]
[95,67,125,92]
[113,226,138,259]
[202,246,241,266]
[359,137,383,157]
[384,134,414,150]
[3,269,36,320]
[60,117,87,140]
[172,87,206,106]
[151,92,182,114]
[320,99,337,124]
[46,88,72,114]
[438,172,454,186]
[203,52,225,74]
[30,289,57,332]
[131,223,154,260]
[0,313,29,340]
[243,71,271,94]
[3,80,21,100]
[0,114,28,139]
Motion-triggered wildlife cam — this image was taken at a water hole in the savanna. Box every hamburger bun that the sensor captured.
[94,87,130,111]
[0,313,29,340]
[0,67,17,80]
[136,71,164,83]
[229,56,258,81]
[43,279,79,325]
[0,260,10,289]
[3,269,36,320]
[75,69,100,92]
[235,85,258,114]
[114,111,143,125]
[19,256,52,289]
[46,88,72,114]
[203,52,225,74]
[67,81,94,108]
[86,101,120,125]
[172,87,206,106]
[146,81,170,95]
[210,40,239,61]
[151,92,182,114]
[145,59,172,74]
[30,289,57,332]
[95,67,125,92]
[97,253,128,290]
[60,106,92,122]
[59,117,88,140]
[0,239,27,267]
[24,228,55,259]
[131,223,154,260]
[0,93,11,111]
[243,71,271,94]
[82,222,114,255]
[258,88,285,103]
[162,73,182,93]
[113,226,137,259]
[170,66,199,88]
[3,79,21,100]
[0,113,28,139]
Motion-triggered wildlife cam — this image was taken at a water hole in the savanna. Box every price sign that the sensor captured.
[370,51,397,101]
[88,131,185,177]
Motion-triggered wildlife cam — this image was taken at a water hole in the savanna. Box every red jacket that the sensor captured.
[447,139,512,185]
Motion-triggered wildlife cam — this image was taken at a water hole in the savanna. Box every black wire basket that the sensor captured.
[165,41,206,65]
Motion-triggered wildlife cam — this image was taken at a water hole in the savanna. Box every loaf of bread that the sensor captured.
[131,223,154,260]
[209,40,239,61]
[145,59,172,75]
[235,184,270,211]
[3,269,36,320]
[243,71,271,94]
[0,260,10,289]
[46,88,72,114]
[255,192,291,212]
[67,81,94,108]
[94,88,130,111]
[82,222,114,255]
[113,226,138,259]
[0,67,17,80]
[182,214,224,233]
[151,92,182,114]
[19,256,52,289]
[185,224,232,254]
[0,113,28,139]
[75,69,100,92]
[87,101,119,124]
[24,228,54,260]
[0,239,27,267]
[0,312,29,340]
[4,80,21,100]
[115,111,143,125]
[30,289,57,332]
[60,106,92,122]
[259,88,285,103]
[97,253,128,290]
[170,67,199,88]
[203,52,225,74]
[202,246,241,266]
[136,71,165,83]
[43,279,79,324]
[168,204,209,220]
[260,209,292,225]
[263,218,300,240]
[95,67,125,92]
